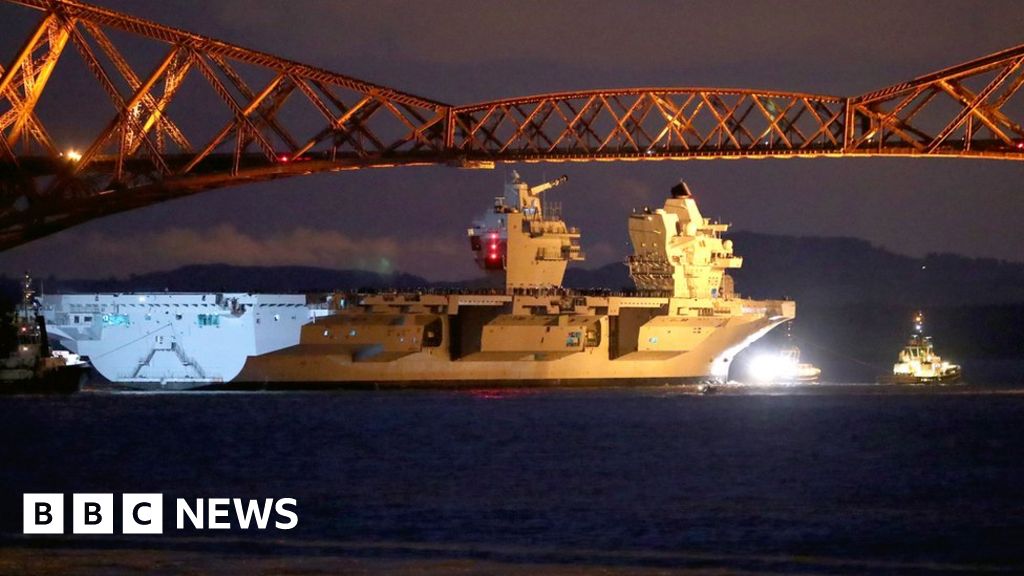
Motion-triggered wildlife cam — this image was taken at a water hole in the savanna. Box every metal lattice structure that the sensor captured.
[847,45,1024,158]
[1,0,1023,250]
[450,89,847,161]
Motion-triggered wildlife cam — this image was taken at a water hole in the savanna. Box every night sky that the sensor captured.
[1,0,1022,281]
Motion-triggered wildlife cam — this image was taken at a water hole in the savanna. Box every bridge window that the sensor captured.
[197,314,220,327]
[102,314,130,327]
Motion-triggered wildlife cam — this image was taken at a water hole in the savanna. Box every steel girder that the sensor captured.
[1,0,1023,250]
[450,89,847,161]
[847,44,1024,159]
[0,0,448,249]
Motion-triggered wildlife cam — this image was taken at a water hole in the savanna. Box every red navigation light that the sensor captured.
[488,252,499,260]
[489,233,498,240]
[278,154,290,162]
[1017,141,1024,150]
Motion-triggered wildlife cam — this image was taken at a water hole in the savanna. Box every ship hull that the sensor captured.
[41,292,793,391]
[212,376,722,391]
[40,293,309,387]
[235,306,787,387]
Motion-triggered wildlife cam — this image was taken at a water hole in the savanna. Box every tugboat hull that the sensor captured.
[0,365,86,395]
[881,368,963,385]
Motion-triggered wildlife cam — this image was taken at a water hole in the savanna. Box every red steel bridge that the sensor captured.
[1,0,1024,250]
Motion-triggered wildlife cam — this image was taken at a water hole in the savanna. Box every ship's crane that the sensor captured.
[516,173,568,218]
[528,174,568,196]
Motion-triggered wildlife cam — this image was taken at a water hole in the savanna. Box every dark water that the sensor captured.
[2,384,1024,574]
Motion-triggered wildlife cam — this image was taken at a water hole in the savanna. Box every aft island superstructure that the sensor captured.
[41,175,794,389]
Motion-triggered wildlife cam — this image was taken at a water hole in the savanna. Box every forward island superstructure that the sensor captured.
[41,175,794,389]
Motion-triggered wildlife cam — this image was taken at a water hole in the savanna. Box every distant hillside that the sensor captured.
[5,232,1024,306]
[729,231,1024,306]
[3,265,431,296]
[566,232,1024,308]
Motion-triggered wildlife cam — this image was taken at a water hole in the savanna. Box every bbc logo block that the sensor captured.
[122,494,163,534]
[23,494,63,534]
[23,493,296,534]
[24,493,163,535]
[72,493,114,534]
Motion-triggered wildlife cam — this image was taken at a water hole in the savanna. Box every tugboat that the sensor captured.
[747,345,821,384]
[885,311,961,384]
[746,323,821,384]
[0,273,87,394]
[778,346,822,383]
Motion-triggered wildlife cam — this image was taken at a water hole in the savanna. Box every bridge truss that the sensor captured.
[1,0,1023,249]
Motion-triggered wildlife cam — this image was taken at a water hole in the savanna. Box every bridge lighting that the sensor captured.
[4,0,1024,255]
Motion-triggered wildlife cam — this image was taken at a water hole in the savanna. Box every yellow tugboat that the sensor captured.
[886,312,962,384]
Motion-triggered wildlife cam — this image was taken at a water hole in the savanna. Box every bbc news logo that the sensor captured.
[24,494,298,534]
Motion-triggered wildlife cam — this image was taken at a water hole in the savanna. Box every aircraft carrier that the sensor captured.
[40,175,794,389]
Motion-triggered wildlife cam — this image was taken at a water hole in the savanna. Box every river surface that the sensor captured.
[2,383,1023,574]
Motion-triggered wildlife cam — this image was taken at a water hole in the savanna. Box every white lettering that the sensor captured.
[23,494,296,533]
[176,498,204,529]
[233,498,273,530]
[207,498,231,529]
[274,498,298,530]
